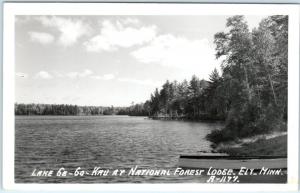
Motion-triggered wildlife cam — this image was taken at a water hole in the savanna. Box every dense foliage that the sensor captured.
[206,15,288,143]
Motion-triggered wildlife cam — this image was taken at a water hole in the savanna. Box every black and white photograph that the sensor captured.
[2,2,300,191]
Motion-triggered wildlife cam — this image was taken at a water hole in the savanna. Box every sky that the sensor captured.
[15,15,266,107]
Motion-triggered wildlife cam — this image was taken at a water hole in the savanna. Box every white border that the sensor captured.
[3,3,299,191]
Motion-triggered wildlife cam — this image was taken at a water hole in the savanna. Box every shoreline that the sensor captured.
[148,115,225,123]
[214,134,287,157]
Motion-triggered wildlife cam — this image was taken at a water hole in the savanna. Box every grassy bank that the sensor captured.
[216,135,287,156]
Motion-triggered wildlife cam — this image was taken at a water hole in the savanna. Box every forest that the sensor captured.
[126,15,288,143]
[15,15,287,144]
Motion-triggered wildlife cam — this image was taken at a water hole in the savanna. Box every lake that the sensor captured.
[15,115,222,183]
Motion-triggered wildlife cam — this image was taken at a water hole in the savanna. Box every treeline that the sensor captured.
[15,103,120,116]
[115,75,221,119]
[132,15,288,143]
[15,102,152,116]
[117,103,150,116]
[125,72,226,120]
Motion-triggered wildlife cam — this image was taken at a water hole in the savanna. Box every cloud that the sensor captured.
[66,72,79,79]
[34,71,53,79]
[84,19,157,52]
[121,18,140,25]
[117,77,161,86]
[66,69,93,79]
[80,69,93,77]
[28,31,55,44]
[37,16,90,46]
[90,74,159,86]
[53,71,64,78]
[131,34,219,79]
[16,72,28,78]
[91,73,115,80]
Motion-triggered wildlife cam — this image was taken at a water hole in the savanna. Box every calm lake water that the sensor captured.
[15,115,222,183]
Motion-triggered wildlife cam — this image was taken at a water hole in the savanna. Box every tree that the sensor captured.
[252,15,288,118]
[214,15,253,102]
[149,88,161,116]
